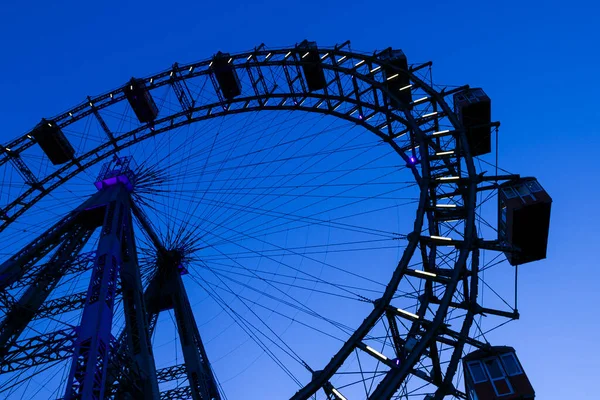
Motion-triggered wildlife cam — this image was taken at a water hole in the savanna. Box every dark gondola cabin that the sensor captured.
[211,52,242,100]
[296,40,327,92]
[463,346,534,399]
[124,78,159,123]
[498,178,552,265]
[377,49,412,109]
[453,88,492,156]
[31,119,75,165]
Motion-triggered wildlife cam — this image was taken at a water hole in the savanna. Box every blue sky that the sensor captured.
[0,0,598,398]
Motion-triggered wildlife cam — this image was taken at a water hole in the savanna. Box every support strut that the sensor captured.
[0,225,92,355]
[118,206,160,398]
[170,267,220,400]
[64,185,130,400]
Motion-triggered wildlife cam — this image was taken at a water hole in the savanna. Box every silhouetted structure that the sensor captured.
[0,42,552,400]
[124,78,159,123]
[378,49,412,109]
[454,88,492,156]
[211,52,242,100]
[31,119,75,165]
[498,178,552,265]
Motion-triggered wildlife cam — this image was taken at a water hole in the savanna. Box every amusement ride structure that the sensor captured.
[0,41,551,399]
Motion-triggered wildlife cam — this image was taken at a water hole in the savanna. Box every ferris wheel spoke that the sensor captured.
[199,258,385,296]
[191,267,349,343]
[198,261,367,304]
[193,215,389,293]
[196,244,368,333]
[195,190,415,249]
[187,272,305,387]
[170,190,411,246]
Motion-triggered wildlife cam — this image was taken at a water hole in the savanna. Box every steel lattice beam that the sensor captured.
[89,97,116,145]
[170,63,195,114]
[156,363,187,383]
[117,207,160,398]
[64,185,131,400]
[0,226,92,354]
[0,45,526,400]
[105,286,159,396]
[0,212,79,291]
[160,386,192,400]
[12,251,96,290]
[34,288,125,320]
[169,269,220,400]
[0,328,76,373]
[5,150,41,188]
[142,200,220,400]
[35,291,88,319]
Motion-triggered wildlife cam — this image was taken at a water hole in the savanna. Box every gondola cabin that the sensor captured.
[463,346,534,399]
[453,88,492,156]
[31,119,75,165]
[498,178,552,265]
[124,78,159,123]
[211,52,242,100]
[296,40,327,91]
[377,49,412,109]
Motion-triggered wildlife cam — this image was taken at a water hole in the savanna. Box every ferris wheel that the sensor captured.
[0,41,551,399]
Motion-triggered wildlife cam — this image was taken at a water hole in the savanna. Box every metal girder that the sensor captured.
[281,58,303,105]
[106,337,143,399]
[117,208,160,398]
[170,63,195,115]
[0,328,76,373]
[130,202,163,251]
[13,251,96,290]
[34,288,124,320]
[0,226,92,354]
[162,262,221,400]
[0,45,502,398]
[126,206,220,399]
[0,52,422,235]
[89,97,116,145]
[106,202,160,397]
[385,310,405,359]
[6,150,41,188]
[160,386,192,400]
[64,185,131,400]
[427,296,519,320]
[208,72,226,107]
[0,291,16,309]
[245,52,270,106]
[428,341,443,386]
[105,290,159,396]
[35,291,88,319]
[0,184,114,291]
[0,211,79,291]
[156,363,187,382]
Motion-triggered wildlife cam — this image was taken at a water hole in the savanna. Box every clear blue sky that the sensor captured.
[0,0,597,398]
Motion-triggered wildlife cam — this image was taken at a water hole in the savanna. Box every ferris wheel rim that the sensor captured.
[0,43,482,399]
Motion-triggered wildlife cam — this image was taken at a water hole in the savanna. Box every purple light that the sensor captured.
[358,115,363,120]
[395,358,401,366]
[178,264,189,275]
[94,174,134,191]
[409,156,416,164]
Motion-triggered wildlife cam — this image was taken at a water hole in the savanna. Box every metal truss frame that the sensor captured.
[0,42,525,400]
